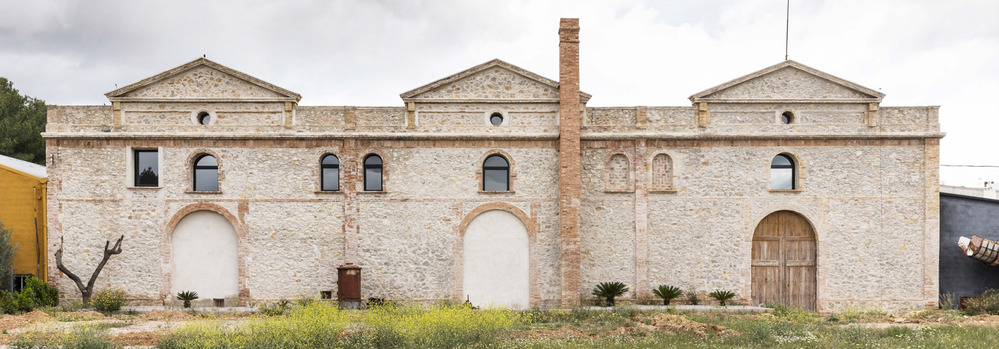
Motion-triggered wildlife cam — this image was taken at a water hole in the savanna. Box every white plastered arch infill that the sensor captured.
[462,210,530,309]
[171,211,239,300]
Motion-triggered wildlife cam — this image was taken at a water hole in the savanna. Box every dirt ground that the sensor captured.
[0,309,255,347]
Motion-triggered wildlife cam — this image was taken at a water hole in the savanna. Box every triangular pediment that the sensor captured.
[401,59,591,102]
[689,60,883,102]
[106,58,301,101]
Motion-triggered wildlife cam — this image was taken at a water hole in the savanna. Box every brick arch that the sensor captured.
[475,149,518,192]
[453,202,539,307]
[603,151,634,192]
[185,149,224,192]
[768,151,806,189]
[316,150,343,192]
[359,150,388,192]
[457,202,535,238]
[161,203,249,305]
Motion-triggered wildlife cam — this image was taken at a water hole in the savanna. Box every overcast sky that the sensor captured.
[2,0,997,187]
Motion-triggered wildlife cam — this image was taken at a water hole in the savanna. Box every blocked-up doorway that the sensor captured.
[462,210,530,309]
[171,211,239,302]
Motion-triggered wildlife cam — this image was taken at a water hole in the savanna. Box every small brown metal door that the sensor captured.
[752,211,816,310]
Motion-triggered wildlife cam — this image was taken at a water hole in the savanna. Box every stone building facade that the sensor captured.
[44,19,941,312]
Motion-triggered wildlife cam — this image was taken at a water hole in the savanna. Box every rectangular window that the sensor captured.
[134,150,159,187]
[13,275,30,293]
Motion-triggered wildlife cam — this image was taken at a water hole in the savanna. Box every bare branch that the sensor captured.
[54,235,124,305]
[55,236,86,297]
[86,235,125,296]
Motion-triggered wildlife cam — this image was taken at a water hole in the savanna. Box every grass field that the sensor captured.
[5,303,999,348]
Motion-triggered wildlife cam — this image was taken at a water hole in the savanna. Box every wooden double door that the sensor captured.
[751,211,816,310]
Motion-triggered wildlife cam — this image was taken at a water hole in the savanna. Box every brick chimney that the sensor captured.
[558,18,582,308]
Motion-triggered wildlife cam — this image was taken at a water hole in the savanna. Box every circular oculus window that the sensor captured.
[781,111,794,124]
[198,112,211,125]
[490,112,504,126]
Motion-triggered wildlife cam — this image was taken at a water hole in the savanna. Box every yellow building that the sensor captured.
[0,154,47,287]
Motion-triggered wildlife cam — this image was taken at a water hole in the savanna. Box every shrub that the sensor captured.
[687,290,700,305]
[709,290,737,306]
[60,326,121,349]
[91,288,126,313]
[296,294,316,307]
[23,278,58,307]
[12,326,121,349]
[159,302,523,348]
[1,290,36,314]
[763,302,819,322]
[176,291,198,308]
[592,282,629,306]
[260,300,291,316]
[0,278,59,314]
[964,288,999,315]
[939,292,957,310]
[652,285,683,305]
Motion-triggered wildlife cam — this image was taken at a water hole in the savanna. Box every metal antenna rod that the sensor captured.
[785,0,790,60]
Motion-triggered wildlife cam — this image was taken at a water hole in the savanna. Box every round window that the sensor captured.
[490,112,504,126]
[781,111,794,124]
[198,112,211,125]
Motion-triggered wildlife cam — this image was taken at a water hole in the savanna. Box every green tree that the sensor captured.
[0,78,46,165]
[0,221,18,292]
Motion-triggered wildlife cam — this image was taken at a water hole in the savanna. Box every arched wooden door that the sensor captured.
[752,210,816,310]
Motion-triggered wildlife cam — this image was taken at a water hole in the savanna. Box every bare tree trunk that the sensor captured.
[54,235,123,305]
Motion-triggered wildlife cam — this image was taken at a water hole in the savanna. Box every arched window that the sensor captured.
[321,154,340,191]
[770,154,795,190]
[651,153,673,191]
[193,154,219,191]
[482,155,509,191]
[363,155,383,191]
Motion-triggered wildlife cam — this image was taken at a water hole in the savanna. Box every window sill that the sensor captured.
[358,190,387,194]
[648,189,677,194]
[479,190,516,194]
[314,190,343,194]
[769,189,802,193]
[127,186,162,190]
[185,190,223,194]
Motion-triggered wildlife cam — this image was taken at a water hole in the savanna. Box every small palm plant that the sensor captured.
[652,285,683,305]
[709,290,737,306]
[592,281,629,306]
[177,290,199,308]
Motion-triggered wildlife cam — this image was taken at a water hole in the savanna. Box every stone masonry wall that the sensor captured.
[46,137,561,304]
[578,138,936,313]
